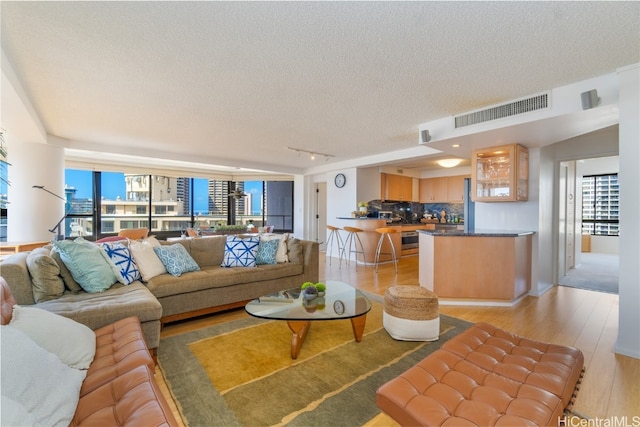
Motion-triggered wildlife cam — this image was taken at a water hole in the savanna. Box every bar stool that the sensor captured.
[374,227,398,274]
[326,225,345,266]
[342,226,366,270]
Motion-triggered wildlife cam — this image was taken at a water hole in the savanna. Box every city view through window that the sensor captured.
[25,169,294,240]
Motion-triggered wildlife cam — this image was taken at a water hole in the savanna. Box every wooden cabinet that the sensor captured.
[419,175,467,203]
[446,176,466,202]
[381,173,413,201]
[471,144,528,202]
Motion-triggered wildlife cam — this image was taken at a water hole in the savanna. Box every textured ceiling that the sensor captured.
[1,1,639,176]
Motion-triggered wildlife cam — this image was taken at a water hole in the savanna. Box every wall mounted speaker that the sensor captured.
[581,89,599,110]
[421,129,431,143]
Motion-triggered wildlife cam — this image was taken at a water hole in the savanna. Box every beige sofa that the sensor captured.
[0,235,319,355]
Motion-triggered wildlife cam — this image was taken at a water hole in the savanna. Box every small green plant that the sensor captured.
[301,282,315,290]
[214,224,247,232]
[315,283,326,292]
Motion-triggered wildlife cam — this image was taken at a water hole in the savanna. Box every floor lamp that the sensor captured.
[32,185,67,241]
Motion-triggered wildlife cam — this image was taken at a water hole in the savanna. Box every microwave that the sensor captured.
[377,211,393,220]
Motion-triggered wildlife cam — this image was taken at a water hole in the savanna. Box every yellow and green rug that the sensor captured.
[158,296,471,427]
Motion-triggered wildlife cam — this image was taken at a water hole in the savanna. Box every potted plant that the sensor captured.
[357,201,368,215]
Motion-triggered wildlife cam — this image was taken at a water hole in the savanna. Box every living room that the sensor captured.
[1,1,639,424]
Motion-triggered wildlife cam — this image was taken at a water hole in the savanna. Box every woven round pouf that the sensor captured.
[383,285,440,341]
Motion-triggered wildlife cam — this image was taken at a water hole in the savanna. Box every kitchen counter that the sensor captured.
[418,229,533,237]
[419,230,534,305]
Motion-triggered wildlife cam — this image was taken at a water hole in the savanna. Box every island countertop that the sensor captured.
[418,229,534,237]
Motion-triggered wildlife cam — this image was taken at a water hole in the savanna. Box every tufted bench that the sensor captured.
[376,322,584,426]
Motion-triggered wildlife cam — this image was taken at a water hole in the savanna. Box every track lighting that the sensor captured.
[286,147,334,162]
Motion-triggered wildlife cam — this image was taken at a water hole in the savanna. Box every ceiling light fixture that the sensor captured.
[437,158,462,168]
[286,147,334,162]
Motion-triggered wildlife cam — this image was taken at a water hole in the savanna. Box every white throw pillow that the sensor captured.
[0,326,86,427]
[1,395,42,427]
[9,305,96,370]
[260,233,289,263]
[129,236,167,281]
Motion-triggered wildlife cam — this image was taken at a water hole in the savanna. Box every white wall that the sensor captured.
[616,63,640,359]
[325,168,358,258]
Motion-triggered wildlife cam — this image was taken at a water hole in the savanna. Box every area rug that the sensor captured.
[158,295,472,427]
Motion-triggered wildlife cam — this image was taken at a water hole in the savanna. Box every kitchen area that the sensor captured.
[330,144,534,305]
[335,171,470,261]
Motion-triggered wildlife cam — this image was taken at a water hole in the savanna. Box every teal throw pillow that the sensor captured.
[53,238,118,293]
[153,244,200,277]
[221,236,259,267]
[256,239,279,265]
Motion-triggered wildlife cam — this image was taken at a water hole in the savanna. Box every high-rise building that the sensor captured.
[175,178,190,215]
[207,180,245,216]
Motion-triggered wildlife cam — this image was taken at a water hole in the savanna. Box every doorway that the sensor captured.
[558,156,619,294]
[314,182,327,250]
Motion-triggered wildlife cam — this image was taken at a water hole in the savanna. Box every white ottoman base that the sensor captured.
[383,311,440,341]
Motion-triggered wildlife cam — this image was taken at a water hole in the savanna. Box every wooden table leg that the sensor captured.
[287,321,311,359]
[350,314,367,342]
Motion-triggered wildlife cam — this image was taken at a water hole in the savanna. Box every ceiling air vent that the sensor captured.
[454,93,549,128]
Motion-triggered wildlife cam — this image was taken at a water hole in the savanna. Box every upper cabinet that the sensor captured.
[471,144,528,202]
[419,175,468,203]
[381,173,413,201]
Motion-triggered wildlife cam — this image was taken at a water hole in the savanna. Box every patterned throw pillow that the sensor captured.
[153,244,200,277]
[255,239,279,265]
[100,241,141,285]
[221,236,260,267]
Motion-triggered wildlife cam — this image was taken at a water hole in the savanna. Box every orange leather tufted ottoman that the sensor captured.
[376,322,584,426]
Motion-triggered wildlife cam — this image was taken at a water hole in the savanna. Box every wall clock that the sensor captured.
[334,173,346,188]
[333,300,345,315]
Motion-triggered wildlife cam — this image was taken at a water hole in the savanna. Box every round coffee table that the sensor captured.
[245,280,371,359]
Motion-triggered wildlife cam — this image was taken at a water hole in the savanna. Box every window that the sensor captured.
[582,174,619,236]
[63,168,295,239]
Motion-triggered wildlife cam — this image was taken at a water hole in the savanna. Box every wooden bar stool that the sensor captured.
[374,227,398,274]
[326,225,345,266]
[342,226,366,270]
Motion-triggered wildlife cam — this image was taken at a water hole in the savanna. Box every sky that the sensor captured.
[65,170,263,214]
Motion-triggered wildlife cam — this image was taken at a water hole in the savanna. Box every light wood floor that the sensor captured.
[156,253,640,425]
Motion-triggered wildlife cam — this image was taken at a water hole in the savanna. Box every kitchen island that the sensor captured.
[418,229,534,305]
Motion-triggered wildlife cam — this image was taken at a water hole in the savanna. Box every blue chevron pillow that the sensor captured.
[100,241,141,285]
[221,235,260,267]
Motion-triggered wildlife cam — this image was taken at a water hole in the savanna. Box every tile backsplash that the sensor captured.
[366,200,463,223]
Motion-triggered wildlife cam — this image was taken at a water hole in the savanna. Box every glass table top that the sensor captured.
[245,280,371,321]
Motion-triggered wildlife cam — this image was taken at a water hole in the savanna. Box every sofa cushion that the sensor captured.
[153,244,200,276]
[80,316,155,397]
[71,365,178,427]
[146,263,304,298]
[36,281,162,330]
[256,238,279,265]
[26,247,65,302]
[129,237,167,281]
[9,305,96,370]
[53,238,118,293]
[50,247,83,293]
[221,235,260,267]
[100,241,141,285]
[1,325,86,427]
[187,236,226,267]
